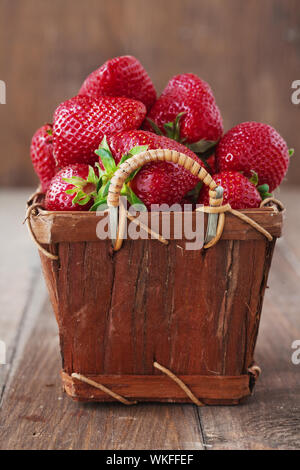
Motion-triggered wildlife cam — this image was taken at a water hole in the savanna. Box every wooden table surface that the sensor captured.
[0,187,299,450]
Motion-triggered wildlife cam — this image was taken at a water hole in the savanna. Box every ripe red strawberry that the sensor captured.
[45,164,98,211]
[53,95,146,167]
[30,124,57,192]
[215,122,290,192]
[107,130,202,208]
[144,73,223,146]
[198,171,262,209]
[79,55,157,111]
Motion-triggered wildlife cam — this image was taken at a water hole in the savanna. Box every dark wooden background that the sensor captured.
[0,0,299,187]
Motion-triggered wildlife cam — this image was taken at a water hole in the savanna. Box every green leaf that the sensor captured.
[95,137,116,175]
[125,186,147,211]
[77,195,91,206]
[162,112,185,141]
[72,190,86,204]
[95,148,116,174]
[146,118,164,136]
[46,128,53,136]
[87,166,98,185]
[257,184,272,200]
[174,112,185,141]
[249,171,259,186]
[126,168,141,182]
[258,184,269,193]
[119,153,132,165]
[65,188,78,195]
[62,176,86,186]
[118,145,149,182]
[289,148,294,157]
[90,199,108,211]
[163,121,175,139]
[118,146,148,166]
[100,135,111,152]
[127,145,149,157]
[187,139,218,154]
[100,180,111,198]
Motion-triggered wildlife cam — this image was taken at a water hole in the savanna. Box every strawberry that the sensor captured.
[79,55,157,111]
[215,122,291,192]
[30,124,57,192]
[144,73,223,149]
[106,130,202,208]
[53,95,146,168]
[198,170,262,210]
[45,164,100,211]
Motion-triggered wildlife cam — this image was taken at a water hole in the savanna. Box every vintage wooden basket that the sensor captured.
[26,149,284,406]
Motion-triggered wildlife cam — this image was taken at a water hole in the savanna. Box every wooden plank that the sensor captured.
[38,234,275,403]
[30,207,283,243]
[62,372,251,403]
[0,190,40,401]
[0,299,204,450]
[197,245,300,450]
[0,188,299,450]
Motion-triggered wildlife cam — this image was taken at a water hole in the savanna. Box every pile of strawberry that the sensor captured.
[30,55,292,211]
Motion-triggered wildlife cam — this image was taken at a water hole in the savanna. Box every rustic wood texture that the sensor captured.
[34,201,281,403]
[0,0,299,187]
[0,188,299,449]
[62,372,252,404]
[31,207,284,243]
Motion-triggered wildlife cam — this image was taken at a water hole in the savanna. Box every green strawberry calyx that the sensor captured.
[63,165,101,207]
[257,184,272,200]
[249,171,272,200]
[146,113,218,157]
[63,137,148,211]
[92,137,148,211]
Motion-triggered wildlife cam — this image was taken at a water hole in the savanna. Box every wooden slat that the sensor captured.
[0,300,204,450]
[30,207,283,243]
[62,371,251,403]
[197,243,300,450]
[38,236,274,391]
[0,190,40,400]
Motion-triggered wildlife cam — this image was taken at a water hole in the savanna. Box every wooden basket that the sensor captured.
[27,149,284,405]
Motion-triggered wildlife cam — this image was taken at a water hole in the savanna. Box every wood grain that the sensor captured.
[0,300,204,450]
[0,190,40,402]
[0,0,299,187]
[30,207,284,243]
[62,372,252,404]
[35,203,281,403]
[198,248,300,450]
[0,188,299,449]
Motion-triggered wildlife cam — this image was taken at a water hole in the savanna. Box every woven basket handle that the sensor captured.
[107,149,224,249]
[108,149,221,207]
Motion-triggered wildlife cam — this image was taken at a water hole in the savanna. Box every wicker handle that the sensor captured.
[107,149,222,208]
[107,149,224,250]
